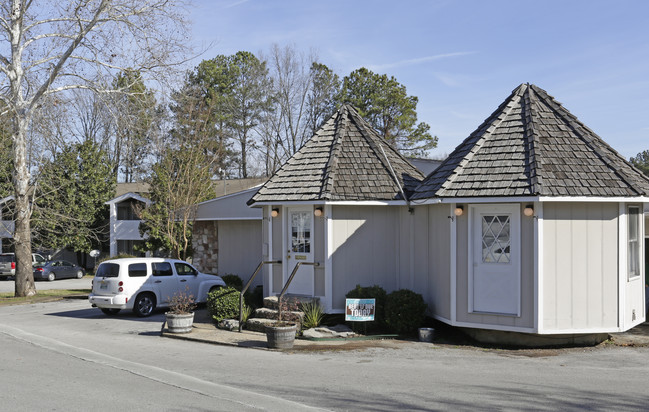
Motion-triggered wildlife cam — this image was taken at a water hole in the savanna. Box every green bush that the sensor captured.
[345,284,387,333]
[207,286,241,322]
[221,274,243,291]
[384,289,427,334]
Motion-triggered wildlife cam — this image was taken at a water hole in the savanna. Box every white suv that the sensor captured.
[89,258,226,317]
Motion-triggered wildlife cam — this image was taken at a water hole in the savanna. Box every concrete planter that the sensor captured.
[166,312,195,333]
[265,323,297,349]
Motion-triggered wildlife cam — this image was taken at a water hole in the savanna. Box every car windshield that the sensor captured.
[95,263,120,278]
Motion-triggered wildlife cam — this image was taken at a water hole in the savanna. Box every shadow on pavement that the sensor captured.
[45,306,167,324]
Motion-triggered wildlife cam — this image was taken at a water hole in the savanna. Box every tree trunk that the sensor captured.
[13,115,35,297]
[241,136,247,178]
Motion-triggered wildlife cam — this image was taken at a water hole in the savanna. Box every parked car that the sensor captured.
[89,257,226,317]
[33,260,85,281]
[0,253,47,279]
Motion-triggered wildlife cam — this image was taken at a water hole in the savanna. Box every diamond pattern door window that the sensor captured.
[290,211,311,253]
[482,215,511,263]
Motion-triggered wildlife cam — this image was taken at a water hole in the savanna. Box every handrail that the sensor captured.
[277,261,320,322]
[239,260,281,332]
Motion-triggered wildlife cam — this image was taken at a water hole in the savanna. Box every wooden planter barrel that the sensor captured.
[265,323,297,349]
[166,312,195,333]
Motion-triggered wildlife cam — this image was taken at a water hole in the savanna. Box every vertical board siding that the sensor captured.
[314,211,326,296]
[271,208,283,294]
[331,206,400,310]
[456,204,535,329]
[218,220,263,287]
[543,203,618,331]
[427,205,451,319]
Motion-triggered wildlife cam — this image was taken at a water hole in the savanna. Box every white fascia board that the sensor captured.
[406,198,442,206]
[106,192,151,206]
[194,217,262,221]
[439,197,539,204]
[538,196,649,203]
[413,196,649,204]
[251,200,408,206]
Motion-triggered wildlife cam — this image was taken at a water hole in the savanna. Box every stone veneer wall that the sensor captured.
[192,221,218,274]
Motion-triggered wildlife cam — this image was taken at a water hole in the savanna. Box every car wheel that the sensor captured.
[76,270,84,279]
[100,308,120,315]
[47,273,55,282]
[133,293,156,317]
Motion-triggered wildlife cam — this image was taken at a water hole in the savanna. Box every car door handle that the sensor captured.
[180,279,187,282]
[154,280,162,283]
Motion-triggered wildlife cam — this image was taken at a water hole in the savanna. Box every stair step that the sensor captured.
[246,317,302,333]
[263,295,320,310]
[254,307,304,322]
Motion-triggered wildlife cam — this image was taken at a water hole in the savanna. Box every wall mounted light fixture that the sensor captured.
[271,208,279,218]
[523,205,534,217]
[454,205,464,217]
[314,207,323,217]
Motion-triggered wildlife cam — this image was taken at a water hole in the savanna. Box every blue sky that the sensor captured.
[189,0,649,159]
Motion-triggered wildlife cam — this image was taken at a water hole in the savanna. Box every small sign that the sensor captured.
[89,249,100,258]
[345,298,375,321]
[294,255,306,260]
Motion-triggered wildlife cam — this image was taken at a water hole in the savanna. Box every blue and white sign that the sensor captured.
[345,298,376,321]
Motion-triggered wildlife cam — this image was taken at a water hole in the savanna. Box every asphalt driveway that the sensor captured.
[0,276,92,293]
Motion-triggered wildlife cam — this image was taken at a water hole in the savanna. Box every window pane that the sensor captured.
[291,211,311,253]
[174,262,197,276]
[482,214,511,263]
[628,206,640,279]
[96,263,120,277]
[152,262,173,276]
[128,263,147,277]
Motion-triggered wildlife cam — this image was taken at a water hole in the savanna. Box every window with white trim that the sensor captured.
[628,206,641,280]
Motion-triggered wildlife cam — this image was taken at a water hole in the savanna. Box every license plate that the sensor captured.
[100,282,107,290]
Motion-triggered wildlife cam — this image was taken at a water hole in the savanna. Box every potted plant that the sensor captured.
[165,288,197,333]
[265,297,300,349]
[265,322,297,349]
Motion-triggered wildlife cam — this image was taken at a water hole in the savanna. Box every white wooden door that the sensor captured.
[470,204,521,316]
[285,206,314,295]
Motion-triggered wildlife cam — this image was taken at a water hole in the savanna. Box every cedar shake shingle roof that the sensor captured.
[412,83,649,199]
[248,105,424,204]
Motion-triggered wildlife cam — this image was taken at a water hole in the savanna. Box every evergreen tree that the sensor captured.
[340,67,437,156]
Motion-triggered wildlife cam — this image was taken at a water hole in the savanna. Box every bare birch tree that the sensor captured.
[0,0,189,297]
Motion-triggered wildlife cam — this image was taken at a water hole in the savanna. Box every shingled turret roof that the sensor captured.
[248,104,424,205]
[412,83,649,199]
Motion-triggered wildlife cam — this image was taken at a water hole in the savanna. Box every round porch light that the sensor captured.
[271,208,279,218]
[523,205,534,217]
[314,207,323,217]
[454,205,464,216]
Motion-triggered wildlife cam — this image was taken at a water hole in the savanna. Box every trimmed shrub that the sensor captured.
[221,274,243,291]
[207,286,241,322]
[345,284,387,333]
[384,289,427,335]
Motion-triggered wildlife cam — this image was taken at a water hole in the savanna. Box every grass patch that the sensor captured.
[0,289,90,306]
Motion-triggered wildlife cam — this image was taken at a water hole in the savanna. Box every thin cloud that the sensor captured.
[224,0,250,9]
[368,51,476,71]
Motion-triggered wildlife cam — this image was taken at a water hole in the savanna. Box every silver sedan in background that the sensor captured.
[33,260,84,281]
